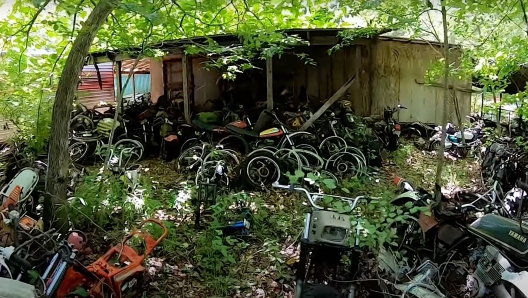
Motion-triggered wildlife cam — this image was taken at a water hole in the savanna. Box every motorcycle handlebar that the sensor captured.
[0,246,32,271]
[272,182,370,211]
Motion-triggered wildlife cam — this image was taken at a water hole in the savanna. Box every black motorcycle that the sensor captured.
[374,105,406,151]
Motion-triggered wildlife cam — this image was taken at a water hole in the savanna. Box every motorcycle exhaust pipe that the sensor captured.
[491,284,513,298]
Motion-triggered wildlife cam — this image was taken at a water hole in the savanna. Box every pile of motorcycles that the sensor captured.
[67,90,430,193]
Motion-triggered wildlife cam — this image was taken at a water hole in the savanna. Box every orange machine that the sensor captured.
[56,219,168,298]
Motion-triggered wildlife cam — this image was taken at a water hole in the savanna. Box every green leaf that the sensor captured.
[69,288,89,297]
[341,187,351,194]
[322,179,336,189]
[404,201,413,208]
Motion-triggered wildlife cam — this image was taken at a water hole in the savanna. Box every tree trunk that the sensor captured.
[434,0,450,204]
[44,0,119,231]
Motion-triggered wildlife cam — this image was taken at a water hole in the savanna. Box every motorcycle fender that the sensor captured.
[445,142,452,149]
[391,192,421,206]
[502,270,528,295]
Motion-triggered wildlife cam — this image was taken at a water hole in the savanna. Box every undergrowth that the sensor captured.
[68,145,478,297]
[71,168,304,297]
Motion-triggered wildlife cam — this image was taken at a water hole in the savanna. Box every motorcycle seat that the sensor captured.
[192,119,221,132]
[225,124,259,138]
[71,130,103,141]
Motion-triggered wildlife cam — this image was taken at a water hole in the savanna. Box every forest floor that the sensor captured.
[72,142,481,298]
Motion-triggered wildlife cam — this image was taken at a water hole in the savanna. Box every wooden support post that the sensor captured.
[116,60,123,112]
[300,75,356,131]
[266,57,273,111]
[132,73,136,99]
[182,55,191,124]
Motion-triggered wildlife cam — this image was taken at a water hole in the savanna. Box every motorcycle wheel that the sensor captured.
[300,284,340,298]
[241,150,281,189]
[429,140,440,151]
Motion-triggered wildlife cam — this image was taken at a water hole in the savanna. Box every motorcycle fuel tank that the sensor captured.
[469,214,528,259]
[454,131,474,140]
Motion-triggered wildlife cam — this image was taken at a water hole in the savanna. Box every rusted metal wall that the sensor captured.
[78,62,115,109]
[371,40,471,124]
[0,119,16,142]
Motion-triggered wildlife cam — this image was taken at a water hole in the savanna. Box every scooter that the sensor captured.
[1,168,40,225]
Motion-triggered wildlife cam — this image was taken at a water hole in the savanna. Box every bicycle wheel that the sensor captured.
[319,136,348,157]
[68,141,89,163]
[217,135,250,156]
[241,151,281,189]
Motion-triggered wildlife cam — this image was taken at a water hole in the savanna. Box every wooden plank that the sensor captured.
[310,36,339,45]
[299,75,356,131]
[266,57,273,111]
[182,55,191,123]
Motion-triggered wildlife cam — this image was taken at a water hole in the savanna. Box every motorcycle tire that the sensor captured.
[429,140,440,151]
[300,284,340,298]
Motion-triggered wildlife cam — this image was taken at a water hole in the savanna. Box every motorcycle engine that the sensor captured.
[464,245,513,298]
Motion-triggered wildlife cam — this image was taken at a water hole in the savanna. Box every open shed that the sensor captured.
[88,29,472,125]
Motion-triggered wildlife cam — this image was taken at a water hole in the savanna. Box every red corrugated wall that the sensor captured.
[78,62,115,109]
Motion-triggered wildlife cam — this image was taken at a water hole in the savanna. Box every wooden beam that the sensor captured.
[415,79,474,93]
[266,57,273,111]
[310,36,339,45]
[300,75,356,131]
[182,55,191,123]
[116,61,123,112]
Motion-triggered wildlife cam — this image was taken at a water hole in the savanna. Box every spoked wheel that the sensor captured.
[217,135,250,156]
[291,149,325,172]
[343,146,367,168]
[274,149,303,177]
[113,139,145,163]
[325,151,363,177]
[180,137,202,153]
[68,141,89,163]
[429,140,440,152]
[241,151,281,189]
[176,145,207,173]
[319,136,347,157]
[203,148,240,165]
[195,161,231,192]
[70,115,95,132]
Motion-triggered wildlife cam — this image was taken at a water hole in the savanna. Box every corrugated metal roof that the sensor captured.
[121,58,150,73]
[78,62,115,109]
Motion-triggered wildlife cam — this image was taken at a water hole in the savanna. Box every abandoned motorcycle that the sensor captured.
[373,105,407,151]
[273,182,374,298]
[429,123,483,157]
[389,178,528,298]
